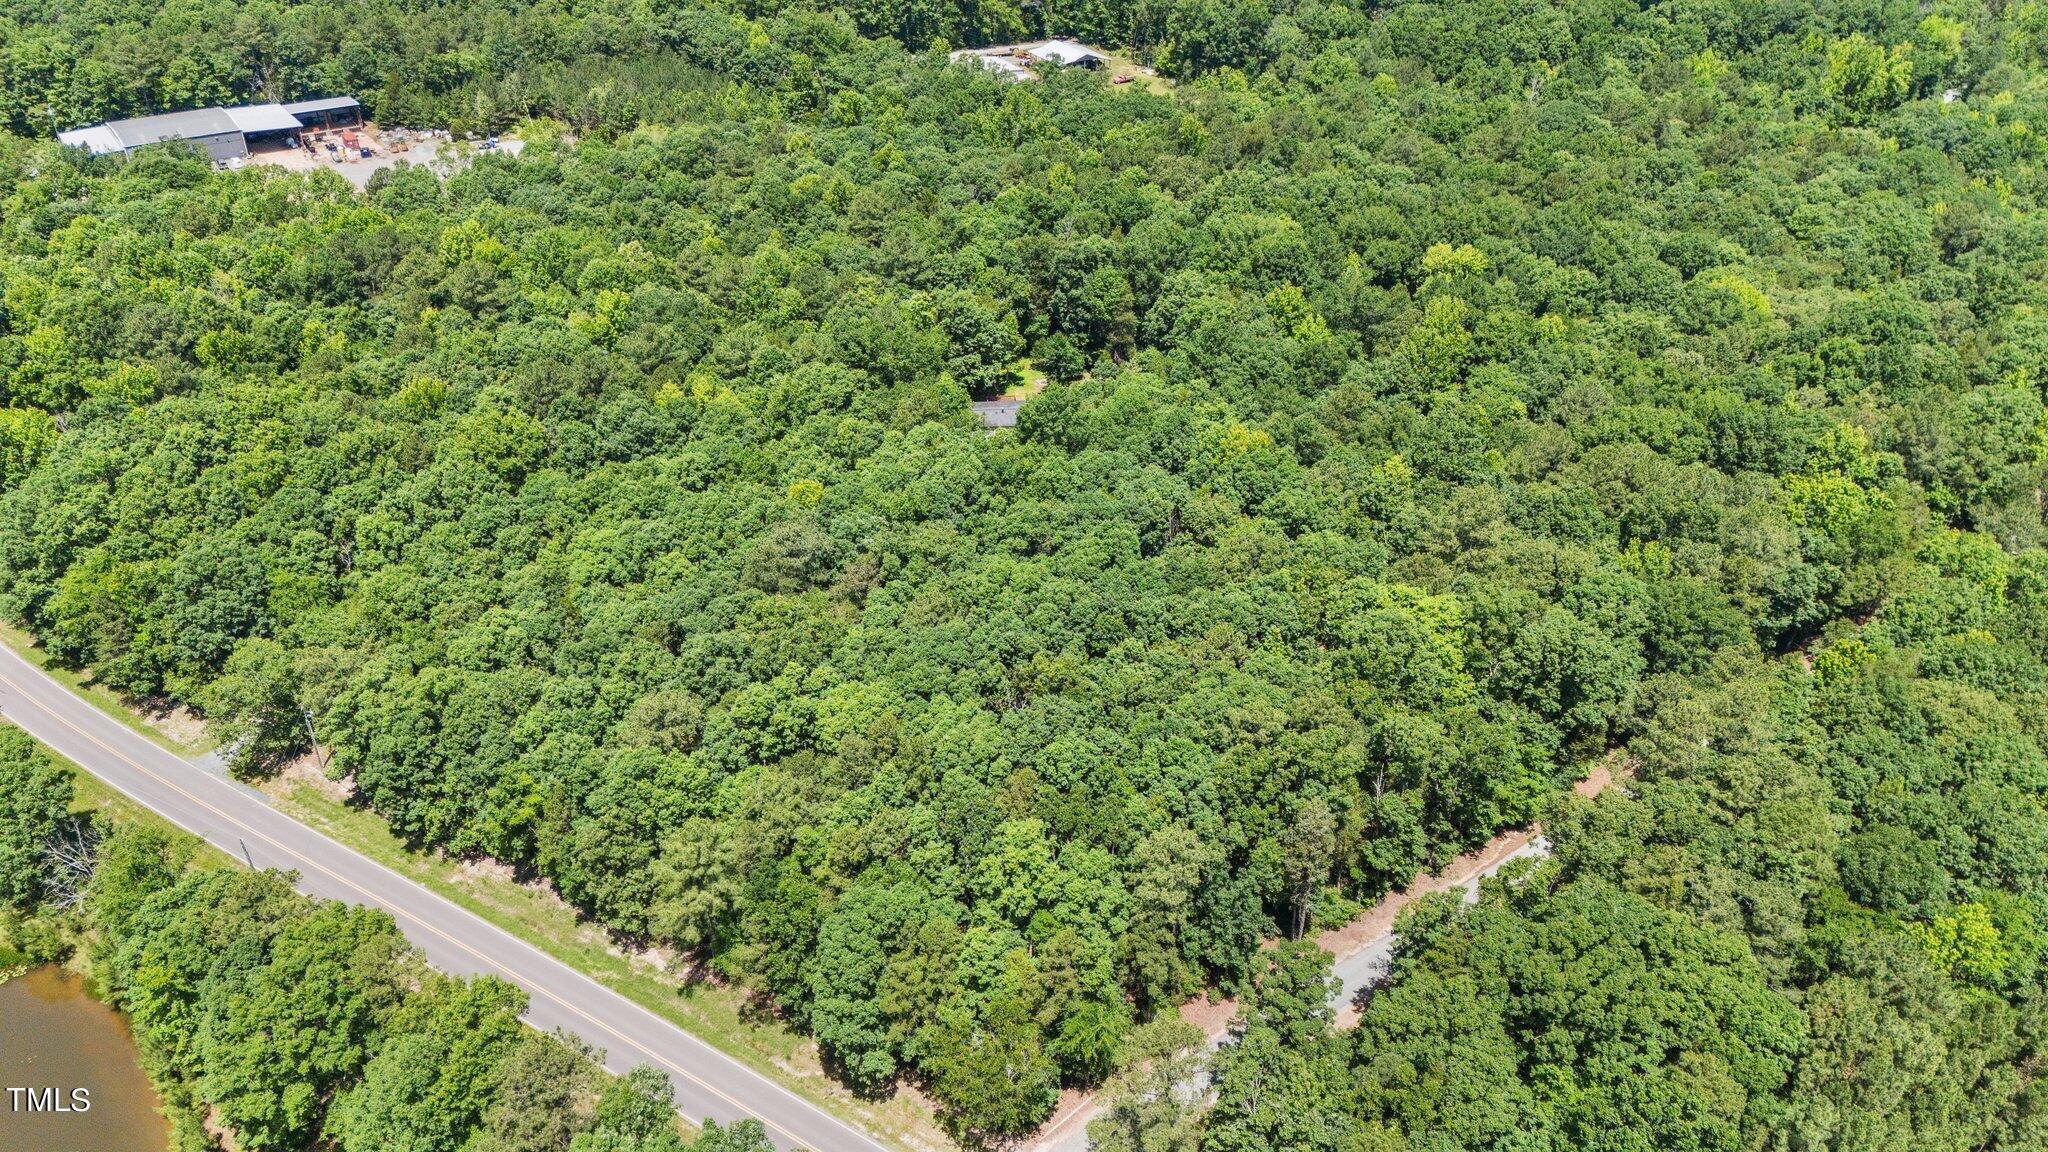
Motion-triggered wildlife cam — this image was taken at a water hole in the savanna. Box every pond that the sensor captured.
[0,965,169,1152]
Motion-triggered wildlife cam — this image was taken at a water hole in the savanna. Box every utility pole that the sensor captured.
[238,838,255,869]
[300,707,328,774]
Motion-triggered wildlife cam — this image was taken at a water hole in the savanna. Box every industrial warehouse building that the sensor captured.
[949,38,1112,81]
[59,97,362,162]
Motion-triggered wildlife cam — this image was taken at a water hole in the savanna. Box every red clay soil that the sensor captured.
[1173,820,1546,1038]
[1326,761,1614,955]
[1342,759,1613,943]
[1189,758,1622,1035]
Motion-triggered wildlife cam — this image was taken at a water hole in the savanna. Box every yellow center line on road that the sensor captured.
[0,666,836,1151]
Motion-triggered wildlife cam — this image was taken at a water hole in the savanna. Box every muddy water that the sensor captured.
[0,966,168,1152]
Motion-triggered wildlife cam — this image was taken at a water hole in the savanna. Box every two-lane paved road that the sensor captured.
[0,642,887,1152]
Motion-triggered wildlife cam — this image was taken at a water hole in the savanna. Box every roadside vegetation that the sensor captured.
[256,768,952,1149]
[0,729,773,1152]
[0,0,2045,1148]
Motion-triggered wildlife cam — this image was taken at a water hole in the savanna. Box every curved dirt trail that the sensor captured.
[1029,761,1623,1152]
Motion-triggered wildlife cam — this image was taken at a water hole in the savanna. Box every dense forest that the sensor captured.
[0,0,1269,136]
[0,731,775,1152]
[0,0,2045,1146]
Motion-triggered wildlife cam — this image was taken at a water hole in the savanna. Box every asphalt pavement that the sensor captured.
[0,642,891,1152]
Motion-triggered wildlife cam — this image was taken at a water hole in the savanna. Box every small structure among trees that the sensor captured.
[951,38,1110,81]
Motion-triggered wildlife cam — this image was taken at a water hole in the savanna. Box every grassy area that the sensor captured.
[0,622,216,757]
[263,778,950,1152]
[998,357,1048,401]
[1099,51,1173,95]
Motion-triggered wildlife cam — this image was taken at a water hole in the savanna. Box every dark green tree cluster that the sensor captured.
[88,831,603,1152]
[0,725,70,909]
[0,0,2045,1143]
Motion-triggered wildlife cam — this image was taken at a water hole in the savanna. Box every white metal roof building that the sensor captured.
[1027,39,1108,67]
[55,123,123,154]
[283,96,362,117]
[282,96,363,130]
[226,103,305,134]
[59,97,360,162]
[58,107,242,157]
[951,39,1110,82]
